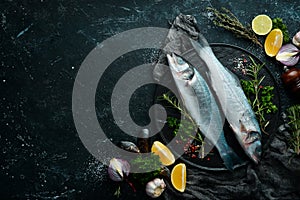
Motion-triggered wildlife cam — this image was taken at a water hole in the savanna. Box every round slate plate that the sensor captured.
[153,43,281,171]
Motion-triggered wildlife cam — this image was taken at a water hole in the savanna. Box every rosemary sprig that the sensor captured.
[159,92,195,125]
[286,105,300,155]
[158,92,203,143]
[207,7,262,47]
[240,57,278,134]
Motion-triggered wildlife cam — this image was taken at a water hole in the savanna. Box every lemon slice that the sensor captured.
[171,163,186,193]
[264,28,283,57]
[151,141,175,166]
[252,14,273,35]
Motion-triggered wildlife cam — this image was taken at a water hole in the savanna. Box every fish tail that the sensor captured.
[219,151,235,171]
[216,135,243,171]
[221,147,243,171]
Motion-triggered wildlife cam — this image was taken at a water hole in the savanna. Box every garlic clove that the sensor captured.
[108,158,130,182]
[292,31,300,47]
[146,178,166,198]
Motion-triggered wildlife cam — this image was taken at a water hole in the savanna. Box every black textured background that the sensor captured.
[1,0,299,199]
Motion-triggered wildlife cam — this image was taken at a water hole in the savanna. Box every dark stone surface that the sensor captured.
[1,0,299,199]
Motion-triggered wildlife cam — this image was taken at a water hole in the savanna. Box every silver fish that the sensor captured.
[167,53,241,170]
[190,37,262,163]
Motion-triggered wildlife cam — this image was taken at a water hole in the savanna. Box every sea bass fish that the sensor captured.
[190,37,262,163]
[167,53,241,170]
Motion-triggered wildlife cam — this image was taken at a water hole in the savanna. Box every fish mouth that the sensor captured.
[167,53,195,81]
[246,139,262,164]
[251,141,262,163]
[167,53,190,73]
[240,131,262,163]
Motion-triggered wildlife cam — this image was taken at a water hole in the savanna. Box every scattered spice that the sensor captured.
[207,7,262,47]
[231,55,248,75]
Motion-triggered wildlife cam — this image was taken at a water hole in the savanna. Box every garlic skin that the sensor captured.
[145,178,166,198]
[108,158,130,182]
[292,31,300,47]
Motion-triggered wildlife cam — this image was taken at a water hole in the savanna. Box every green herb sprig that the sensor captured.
[207,7,262,47]
[286,105,300,155]
[167,116,203,143]
[159,93,195,124]
[159,92,203,143]
[272,17,290,43]
[130,154,162,185]
[240,57,278,133]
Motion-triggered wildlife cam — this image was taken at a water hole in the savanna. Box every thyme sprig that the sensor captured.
[286,105,300,155]
[167,116,203,143]
[130,154,162,185]
[207,7,262,47]
[240,57,278,134]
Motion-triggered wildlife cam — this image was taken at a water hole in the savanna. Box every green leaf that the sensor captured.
[240,57,278,134]
[272,17,290,43]
[286,105,300,155]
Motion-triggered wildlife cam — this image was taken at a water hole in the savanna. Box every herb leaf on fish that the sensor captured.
[240,57,278,133]
[286,105,300,155]
[207,7,262,47]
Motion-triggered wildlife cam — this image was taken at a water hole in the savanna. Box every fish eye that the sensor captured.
[249,131,261,141]
[181,68,194,80]
[176,57,185,65]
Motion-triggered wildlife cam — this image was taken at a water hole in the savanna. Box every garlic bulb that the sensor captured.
[108,158,130,182]
[145,178,166,198]
[292,31,300,47]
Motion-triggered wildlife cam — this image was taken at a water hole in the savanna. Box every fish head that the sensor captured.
[167,53,194,80]
[237,121,262,163]
[246,136,261,163]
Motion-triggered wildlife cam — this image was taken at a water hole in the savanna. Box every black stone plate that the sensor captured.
[153,43,281,171]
